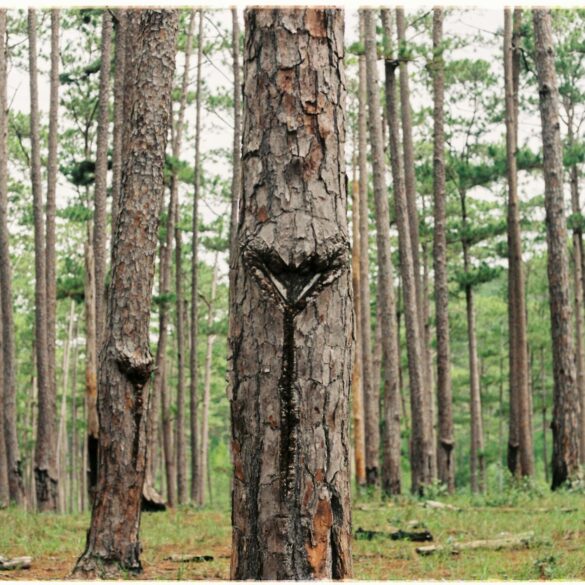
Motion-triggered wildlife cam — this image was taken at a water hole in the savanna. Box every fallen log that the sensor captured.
[0,556,32,570]
[420,500,460,511]
[416,531,534,556]
[164,554,214,563]
[355,527,433,542]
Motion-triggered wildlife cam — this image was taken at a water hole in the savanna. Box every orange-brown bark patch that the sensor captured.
[306,497,333,578]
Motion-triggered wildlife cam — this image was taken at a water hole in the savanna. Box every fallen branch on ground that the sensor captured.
[416,531,534,556]
[164,554,214,563]
[356,527,433,542]
[0,556,32,570]
[420,500,460,511]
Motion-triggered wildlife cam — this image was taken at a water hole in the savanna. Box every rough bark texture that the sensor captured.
[0,10,24,506]
[351,159,366,488]
[29,9,58,512]
[72,10,178,577]
[46,10,59,464]
[229,8,353,579]
[432,8,455,493]
[357,13,379,488]
[0,304,8,506]
[504,8,534,478]
[382,8,431,495]
[111,9,127,249]
[190,9,203,503]
[94,10,112,350]
[533,9,580,489]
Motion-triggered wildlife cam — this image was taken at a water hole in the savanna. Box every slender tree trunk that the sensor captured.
[229,8,353,579]
[190,9,204,503]
[504,8,534,478]
[533,9,580,489]
[460,190,485,494]
[0,306,9,507]
[432,8,455,493]
[0,10,24,506]
[73,10,178,577]
[70,317,79,513]
[198,252,218,505]
[357,13,378,488]
[363,9,401,495]
[111,9,127,253]
[382,8,430,495]
[351,154,366,488]
[46,11,59,469]
[175,263,187,504]
[540,346,549,483]
[84,223,98,503]
[29,9,58,512]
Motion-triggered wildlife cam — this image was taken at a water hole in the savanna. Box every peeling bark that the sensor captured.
[229,8,353,579]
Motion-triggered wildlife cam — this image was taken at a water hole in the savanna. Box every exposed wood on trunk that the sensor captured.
[357,12,378,488]
[382,8,430,495]
[29,9,58,512]
[364,9,401,495]
[72,10,177,577]
[533,9,580,489]
[229,8,353,579]
[432,7,455,494]
[504,8,534,478]
[0,10,24,506]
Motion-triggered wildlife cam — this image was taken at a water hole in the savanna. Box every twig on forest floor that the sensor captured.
[164,554,214,563]
[416,531,535,556]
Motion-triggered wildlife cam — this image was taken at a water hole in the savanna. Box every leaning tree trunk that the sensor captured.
[432,7,455,493]
[190,9,204,503]
[364,9,401,496]
[229,8,353,579]
[533,9,580,489]
[504,8,534,478]
[29,9,58,512]
[0,9,25,506]
[357,12,379,488]
[72,10,177,578]
[382,8,431,495]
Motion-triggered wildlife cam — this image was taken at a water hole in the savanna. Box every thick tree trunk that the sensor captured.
[94,10,112,349]
[229,8,353,579]
[0,10,24,506]
[504,8,534,478]
[363,9,401,495]
[111,10,127,253]
[382,8,431,495]
[190,9,204,503]
[351,156,366,488]
[432,8,455,493]
[357,13,379,488]
[198,252,218,505]
[29,9,58,512]
[73,10,177,577]
[46,10,59,463]
[533,9,580,489]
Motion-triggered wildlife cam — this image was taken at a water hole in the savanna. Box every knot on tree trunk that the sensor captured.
[115,345,154,387]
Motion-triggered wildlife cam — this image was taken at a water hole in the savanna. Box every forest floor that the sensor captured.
[0,490,584,580]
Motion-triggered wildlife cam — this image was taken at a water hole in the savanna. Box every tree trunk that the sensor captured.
[111,9,127,253]
[0,9,25,506]
[533,9,580,489]
[351,154,366,488]
[175,264,187,504]
[190,9,204,503]
[504,8,534,478]
[70,317,79,513]
[357,12,378,489]
[46,10,59,468]
[432,8,455,493]
[198,252,218,505]
[540,346,549,483]
[29,9,58,512]
[363,9,401,495]
[382,8,431,495]
[72,10,177,577]
[229,8,353,579]
[0,302,9,507]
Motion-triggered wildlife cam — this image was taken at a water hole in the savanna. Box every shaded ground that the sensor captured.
[1,491,584,580]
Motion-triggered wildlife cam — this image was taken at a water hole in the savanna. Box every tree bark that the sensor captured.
[363,9,401,495]
[382,8,431,495]
[73,10,177,577]
[190,9,204,503]
[0,9,24,506]
[229,8,353,579]
[0,300,9,507]
[432,8,455,493]
[70,317,80,513]
[504,8,534,478]
[357,12,378,488]
[29,9,58,512]
[533,9,580,489]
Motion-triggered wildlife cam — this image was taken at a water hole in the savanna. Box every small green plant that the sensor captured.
[534,554,557,579]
